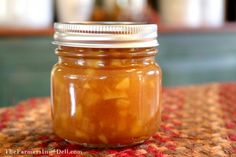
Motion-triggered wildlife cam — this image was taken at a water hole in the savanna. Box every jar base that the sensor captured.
[65,139,147,149]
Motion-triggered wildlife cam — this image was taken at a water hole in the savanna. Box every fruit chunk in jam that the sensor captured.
[51,47,161,147]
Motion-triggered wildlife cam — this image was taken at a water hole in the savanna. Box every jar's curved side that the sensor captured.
[51,61,162,147]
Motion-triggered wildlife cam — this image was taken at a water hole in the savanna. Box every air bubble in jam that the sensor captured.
[51,47,161,147]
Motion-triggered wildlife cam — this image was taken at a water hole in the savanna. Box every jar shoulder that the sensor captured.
[52,63,161,76]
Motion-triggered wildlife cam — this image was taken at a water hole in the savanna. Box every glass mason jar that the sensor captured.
[51,22,162,148]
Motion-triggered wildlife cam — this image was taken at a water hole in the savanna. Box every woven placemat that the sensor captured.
[0,83,236,157]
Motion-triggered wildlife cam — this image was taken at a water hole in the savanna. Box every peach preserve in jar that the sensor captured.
[51,22,161,148]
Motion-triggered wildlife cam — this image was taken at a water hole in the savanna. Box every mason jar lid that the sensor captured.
[53,22,159,48]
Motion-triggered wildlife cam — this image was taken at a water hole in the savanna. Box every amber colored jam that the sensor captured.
[51,46,162,147]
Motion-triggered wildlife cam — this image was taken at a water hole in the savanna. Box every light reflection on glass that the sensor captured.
[69,83,76,116]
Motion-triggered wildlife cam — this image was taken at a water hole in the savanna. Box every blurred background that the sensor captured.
[0,0,236,106]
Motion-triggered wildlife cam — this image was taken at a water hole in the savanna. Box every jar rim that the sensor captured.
[53,22,159,48]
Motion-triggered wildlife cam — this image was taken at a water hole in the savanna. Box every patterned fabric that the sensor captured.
[0,83,236,157]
